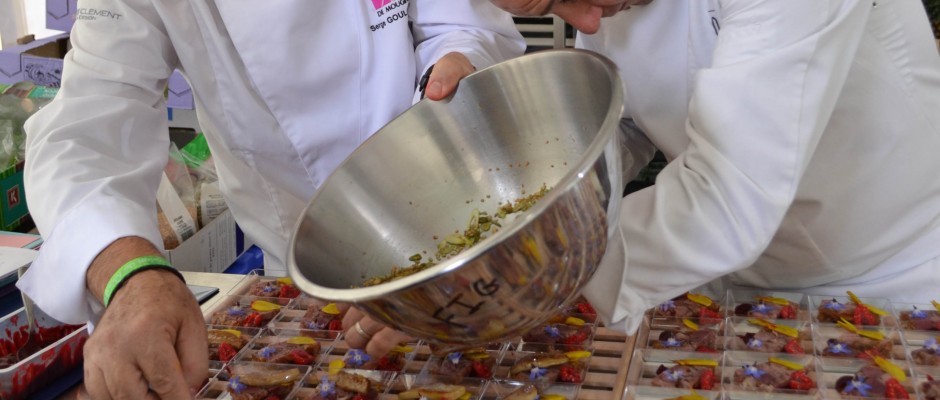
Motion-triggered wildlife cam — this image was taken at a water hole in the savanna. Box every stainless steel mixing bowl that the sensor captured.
[288,49,624,344]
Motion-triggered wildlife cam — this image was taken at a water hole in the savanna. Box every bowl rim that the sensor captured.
[287,48,624,303]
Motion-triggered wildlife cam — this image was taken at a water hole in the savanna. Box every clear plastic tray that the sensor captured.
[0,306,87,399]
[725,290,807,321]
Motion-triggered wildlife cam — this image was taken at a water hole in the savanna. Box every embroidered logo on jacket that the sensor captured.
[370,0,409,31]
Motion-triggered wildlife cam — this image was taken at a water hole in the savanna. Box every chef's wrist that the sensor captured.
[87,236,165,305]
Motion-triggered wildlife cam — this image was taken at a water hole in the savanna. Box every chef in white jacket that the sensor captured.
[19,0,524,397]
[490,0,940,332]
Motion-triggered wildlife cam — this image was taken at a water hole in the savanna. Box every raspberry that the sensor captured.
[563,330,589,346]
[558,365,582,383]
[699,307,722,319]
[289,349,315,365]
[784,339,805,354]
[576,302,597,321]
[217,342,238,362]
[854,305,879,326]
[779,304,797,319]
[788,370,814,391]
[242,312,264,327]
[471,360,492,379]
[884,378,910,399]
[694,345,719,353]
[699,369,716,390]
[327,319,344,331]
[375,355,400,371]
[279,285,301,299]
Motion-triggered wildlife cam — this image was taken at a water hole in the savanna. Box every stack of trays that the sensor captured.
[196,270,605,399]
[625,290,940,400]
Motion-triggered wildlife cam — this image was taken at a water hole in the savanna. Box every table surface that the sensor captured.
[55,272,636,399]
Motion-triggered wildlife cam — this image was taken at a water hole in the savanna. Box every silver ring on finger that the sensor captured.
[354,321,374,340]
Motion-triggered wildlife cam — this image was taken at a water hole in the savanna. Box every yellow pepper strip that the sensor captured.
[286,336,317,345]
[219,329,242,337]
[748,318,799,338]
[847,291,888,316]
[675,359,719,367]
[682,319,700,331]
[837,318,885,340]
[673,390,709,400]
[769,357,804,370]
[541,395,567,400]
[276,277,294,285]
[874,356,908,382]
[757,296,791,306]
[328,359,345,376]
[565,350,592,361]
[565,317,586,327]
[931,300,940,313]
[392,345,414,353]
[321,303,342,315]
[687,293,713,307]
[250,300,281,312]
[458,393,472,400]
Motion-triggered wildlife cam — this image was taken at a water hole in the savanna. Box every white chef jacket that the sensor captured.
[19,0,525,325]
[578,0,940,333]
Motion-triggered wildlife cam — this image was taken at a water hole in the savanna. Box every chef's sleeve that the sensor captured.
[18,0,177,325]
[583,0,873,333]
[409,0,526,93]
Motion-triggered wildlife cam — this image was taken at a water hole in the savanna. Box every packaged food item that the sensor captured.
[728,291,803,320]
[831,358,913,399]
[208,297,286,328]
[507,348,591,385]
[812,292,890,327]
[246,277,301,299]
[244,336,321,365]
[428,347,500,382]
[223,362,306,400]
[206,327,259,363]
[724,352,817,395]
[897,301,940,331]
[653,293,722,320]
[647,318,720,353]
[724,318,808,354]
[814,319,899,359]
[649,359,718,390]
[910,336,940,366]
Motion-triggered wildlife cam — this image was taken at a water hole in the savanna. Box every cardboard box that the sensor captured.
[167,209,247,273]
[46,0,78,32]
[0,33,68,87]
[0,162,28,231]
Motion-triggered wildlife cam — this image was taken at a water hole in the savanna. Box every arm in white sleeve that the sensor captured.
[410,0,526,83]
[18,0,178,324]
[584,0,873,333]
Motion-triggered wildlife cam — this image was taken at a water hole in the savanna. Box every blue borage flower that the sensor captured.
[529,366,548,380]
[259,345,276,359]
[747,338,764,349]
[925,337,939,352]
[227,306,246,316]
[665,369,684,382]
[743,364,765,379]
[305,320,326,329]
[262,284,276,293]
[752,302,772,314]
[845,375,872,397]
[227,376,246,394]
[347,349,371,367]
[318,375,336,396]
[911,307,928,319]
[663,337,682,347]
[448,352,463,365]
[823,300,845,311]
[659,301,676,312]
[828,341,853,355]
[545,325,561,338]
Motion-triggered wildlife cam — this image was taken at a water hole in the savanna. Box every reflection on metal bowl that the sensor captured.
[288,49,624,345]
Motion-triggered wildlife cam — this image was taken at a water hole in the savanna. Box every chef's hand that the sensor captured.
[422,52,476,101]
[84,237,208,399]
[342,307,414,357]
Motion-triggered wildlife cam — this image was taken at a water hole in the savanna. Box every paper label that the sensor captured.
[157,172,196,243]
[199,181,227,226]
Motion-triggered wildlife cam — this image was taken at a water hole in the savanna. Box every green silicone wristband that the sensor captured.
[102,255,178,307]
